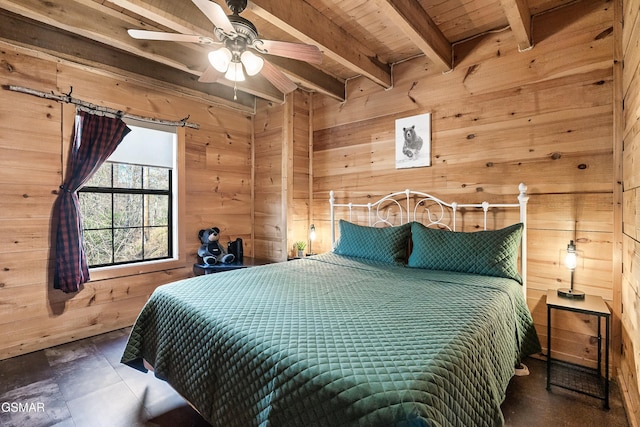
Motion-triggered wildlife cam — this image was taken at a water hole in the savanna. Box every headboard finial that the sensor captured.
[518,182,527,196]
[517,183,529,205]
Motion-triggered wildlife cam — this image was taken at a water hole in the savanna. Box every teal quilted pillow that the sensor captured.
[408,222,523,283]
[333,220,411,265]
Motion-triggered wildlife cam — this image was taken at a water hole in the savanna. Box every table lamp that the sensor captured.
[557,240,584,299]
[308,224,316,256]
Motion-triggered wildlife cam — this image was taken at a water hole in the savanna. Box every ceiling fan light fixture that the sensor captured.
[240,50,264,76]
[225,61,246,82]
[208,48,232,73]
[131,0,319,95]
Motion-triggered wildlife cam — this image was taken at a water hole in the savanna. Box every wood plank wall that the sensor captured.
[290,92,312,257]
[312,0,616,371]
[254,92,312,261]
[254,98,286,261]
[621,0,640,422]
[0,42,253,360]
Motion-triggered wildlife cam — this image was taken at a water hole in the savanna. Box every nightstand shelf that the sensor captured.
[546,292,610,409]
[549,360,607,400]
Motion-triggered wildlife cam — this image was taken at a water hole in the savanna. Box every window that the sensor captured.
[78,121,178,269]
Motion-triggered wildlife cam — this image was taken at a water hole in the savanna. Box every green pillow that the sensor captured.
[408,222,523,283]
[333,220,411,265]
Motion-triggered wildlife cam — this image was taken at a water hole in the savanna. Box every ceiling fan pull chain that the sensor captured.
[233,80,238,101]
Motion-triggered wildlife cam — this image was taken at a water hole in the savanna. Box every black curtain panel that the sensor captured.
[54,110,131,293]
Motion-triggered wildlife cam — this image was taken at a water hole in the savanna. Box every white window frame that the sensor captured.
[84,121,186,281]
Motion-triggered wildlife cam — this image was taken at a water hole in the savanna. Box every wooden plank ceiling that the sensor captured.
[0,0,577,107]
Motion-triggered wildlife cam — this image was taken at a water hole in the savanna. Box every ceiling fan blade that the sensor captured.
[253,39,322,65]
[127,29,220,46]
[192,0,236,37]
[260,60,298,94]
[198,66,224,83]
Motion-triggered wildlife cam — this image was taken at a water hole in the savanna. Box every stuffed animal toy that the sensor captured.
[402,125,424,159]
[197,227,235,265]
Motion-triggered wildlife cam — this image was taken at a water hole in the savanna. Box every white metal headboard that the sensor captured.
[329,183,529,297]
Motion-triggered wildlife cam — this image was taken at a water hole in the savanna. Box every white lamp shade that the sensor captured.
[565,251,577,270]
[564,240,577,270]
[240,51,264,76]
[224,61,246,82]
[309,224,316,241]
[208,48,232,73]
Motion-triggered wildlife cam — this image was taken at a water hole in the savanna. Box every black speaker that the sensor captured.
[227,238,243,262]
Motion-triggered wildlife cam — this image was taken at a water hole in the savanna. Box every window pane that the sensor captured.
[145,195,169,226]
[144,166,169,190]
[79,193,112,229]
[145,227,169,258]
[85,163,112,187]
[114,164,142,189]
[84,229,113,265]
[114,194,142,227]
[114,228,142,263]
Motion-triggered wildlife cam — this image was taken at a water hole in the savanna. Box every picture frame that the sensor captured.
[395,113,431,169]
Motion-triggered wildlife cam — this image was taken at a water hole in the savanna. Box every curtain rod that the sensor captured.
[3,85,200,129]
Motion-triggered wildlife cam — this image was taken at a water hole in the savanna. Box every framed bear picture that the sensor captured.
[395,113,431,169]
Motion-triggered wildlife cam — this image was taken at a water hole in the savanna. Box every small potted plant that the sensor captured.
[294,241,306,258]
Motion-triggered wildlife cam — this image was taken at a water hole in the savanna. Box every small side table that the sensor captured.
[193,257,271,275]
[546,292,610,409]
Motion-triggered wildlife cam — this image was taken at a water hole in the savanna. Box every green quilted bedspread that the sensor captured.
[121,253,540,427]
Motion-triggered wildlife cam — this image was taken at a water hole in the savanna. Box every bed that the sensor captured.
[121,184,541,427]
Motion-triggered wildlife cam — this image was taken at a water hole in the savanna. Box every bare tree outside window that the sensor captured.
[79,162,172,267]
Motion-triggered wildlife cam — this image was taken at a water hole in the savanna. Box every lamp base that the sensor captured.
[557,288,585,299]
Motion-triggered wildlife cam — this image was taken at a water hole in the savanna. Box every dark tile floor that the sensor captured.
[0,328,630,427]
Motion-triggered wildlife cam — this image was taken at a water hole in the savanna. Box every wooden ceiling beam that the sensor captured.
[374,0,452,72]
[107,0,215,35]
[247,0,392,89]
[498,0,533,51]
[266,56,345,101]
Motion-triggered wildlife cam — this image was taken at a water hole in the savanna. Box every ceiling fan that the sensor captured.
[128,0,322,96]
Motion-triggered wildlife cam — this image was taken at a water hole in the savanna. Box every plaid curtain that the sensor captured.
[54,110,131,293]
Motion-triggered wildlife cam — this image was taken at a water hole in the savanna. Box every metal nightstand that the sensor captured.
[546,292,610,409]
